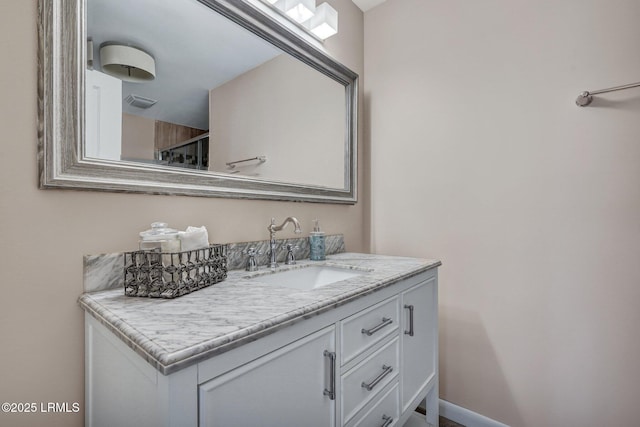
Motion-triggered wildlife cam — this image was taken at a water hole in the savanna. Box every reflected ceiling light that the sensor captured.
[100,43,156,82]
[264,0,338,40]
[307,3,338,40]
[275,0,316,23]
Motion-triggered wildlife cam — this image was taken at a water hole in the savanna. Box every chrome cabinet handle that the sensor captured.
[361,317,393,336]
[323,350,336,400]
[404,304,414,336]
[381,414,393,427]
[361,364,393,391]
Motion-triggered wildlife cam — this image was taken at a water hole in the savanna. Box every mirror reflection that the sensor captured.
[86,0,346,188]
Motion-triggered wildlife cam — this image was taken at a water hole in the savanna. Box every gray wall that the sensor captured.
[365,0,640,425]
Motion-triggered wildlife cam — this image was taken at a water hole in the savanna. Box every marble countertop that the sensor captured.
[79,252,441,375]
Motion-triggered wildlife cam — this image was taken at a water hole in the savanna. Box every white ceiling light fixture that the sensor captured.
[100,43,156,82]
[275,0,316,24]
[263,0,338,40]
[307,3,338,40]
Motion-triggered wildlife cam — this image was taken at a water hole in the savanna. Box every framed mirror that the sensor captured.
[38,0,358,203]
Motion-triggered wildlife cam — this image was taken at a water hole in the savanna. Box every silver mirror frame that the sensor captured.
[38,0,358,204]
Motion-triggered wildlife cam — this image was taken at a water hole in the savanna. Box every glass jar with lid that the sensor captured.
[139,222,181,253]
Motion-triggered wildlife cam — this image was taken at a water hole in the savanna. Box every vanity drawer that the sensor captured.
[341,336,400,424]
[346,382,400,427]
[341,296,399,365]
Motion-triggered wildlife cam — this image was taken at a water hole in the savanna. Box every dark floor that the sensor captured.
[440,416,465,427]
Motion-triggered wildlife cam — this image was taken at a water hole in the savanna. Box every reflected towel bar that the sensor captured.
[226,156,267,168]
[576,81,640,106]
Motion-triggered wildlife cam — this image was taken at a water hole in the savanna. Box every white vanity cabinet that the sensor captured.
[85,267,438,427]
[199,326,336,427]
[401,278,438,426]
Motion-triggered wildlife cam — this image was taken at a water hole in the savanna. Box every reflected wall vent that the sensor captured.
[125,94,158,109]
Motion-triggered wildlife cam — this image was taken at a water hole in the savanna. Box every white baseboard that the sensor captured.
[439,399,510,427]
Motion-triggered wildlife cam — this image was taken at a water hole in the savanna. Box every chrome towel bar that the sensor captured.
[225,156,267,168]
[576,81,640,106]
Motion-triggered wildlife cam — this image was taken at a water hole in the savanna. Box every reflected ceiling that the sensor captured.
[87,0,282,130]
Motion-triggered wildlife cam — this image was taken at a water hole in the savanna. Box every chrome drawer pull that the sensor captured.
[361,317,393,336]
[323,350,336,400]
[404,304,414,336]
[381,414,393,427]
[361,364,393,391]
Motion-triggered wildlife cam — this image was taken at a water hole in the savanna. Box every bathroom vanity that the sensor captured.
[80,253,440,427]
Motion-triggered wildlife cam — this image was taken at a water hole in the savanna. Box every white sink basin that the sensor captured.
[249,265,368,291]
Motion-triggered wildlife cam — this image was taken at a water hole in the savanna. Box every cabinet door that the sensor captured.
[199,326,336,427]
[401,278,437,413]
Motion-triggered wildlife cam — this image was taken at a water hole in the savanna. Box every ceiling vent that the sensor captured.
[125,94,158,109]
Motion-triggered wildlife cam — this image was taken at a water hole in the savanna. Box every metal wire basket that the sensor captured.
[124,244,227,298]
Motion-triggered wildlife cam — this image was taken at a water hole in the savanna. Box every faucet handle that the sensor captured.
[243,247,262,271]
[285,243,300,265]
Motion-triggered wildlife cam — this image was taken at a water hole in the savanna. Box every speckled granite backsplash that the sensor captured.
[83,234,345,293]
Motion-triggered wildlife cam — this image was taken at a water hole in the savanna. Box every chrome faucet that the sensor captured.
[268,217,302,269]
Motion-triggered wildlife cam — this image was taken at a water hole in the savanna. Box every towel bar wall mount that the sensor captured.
[576,81,640,107]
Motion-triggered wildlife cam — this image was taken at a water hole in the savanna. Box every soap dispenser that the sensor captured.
[309,219,326,261]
